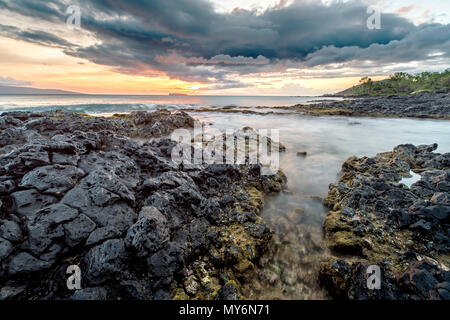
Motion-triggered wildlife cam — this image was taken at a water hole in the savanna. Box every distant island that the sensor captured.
[169,93,189,96]
[0,85,81,95]
[336,70,450,97]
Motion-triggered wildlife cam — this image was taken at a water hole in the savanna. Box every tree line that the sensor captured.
[349,70,450,96]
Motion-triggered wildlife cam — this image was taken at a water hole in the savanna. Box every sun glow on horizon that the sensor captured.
[0,0,448,96]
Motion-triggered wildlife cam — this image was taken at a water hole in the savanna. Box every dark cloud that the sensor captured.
[0,24,75,48]
[0,0,448,88]
[303,24,450,67]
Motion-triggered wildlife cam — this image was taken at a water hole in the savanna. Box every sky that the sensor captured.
[0,0,448,95]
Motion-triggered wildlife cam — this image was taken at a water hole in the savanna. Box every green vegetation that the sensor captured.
[341,70,450,96]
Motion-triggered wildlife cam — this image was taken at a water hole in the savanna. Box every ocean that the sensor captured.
[0,94,339,113]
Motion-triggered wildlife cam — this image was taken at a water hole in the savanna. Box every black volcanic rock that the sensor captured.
[191,93,450,119]
[321,143,450,300]
[0,110,286,300]
[315,92,450,118]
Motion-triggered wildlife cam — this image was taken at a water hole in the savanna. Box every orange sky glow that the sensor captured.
[0,36,384,95]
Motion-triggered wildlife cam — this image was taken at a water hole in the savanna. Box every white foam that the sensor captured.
[400,170,421,188]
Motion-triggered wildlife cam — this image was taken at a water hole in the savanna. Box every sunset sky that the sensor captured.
[0,0,449,95]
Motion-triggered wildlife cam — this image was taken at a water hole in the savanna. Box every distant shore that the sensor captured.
[182,92,450,120]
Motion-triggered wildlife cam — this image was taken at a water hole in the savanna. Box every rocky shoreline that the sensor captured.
[0,108,448,301]
[182,92,450,120]
[306,92,450,119]
[0,110,286,300]
[320,144,449,299]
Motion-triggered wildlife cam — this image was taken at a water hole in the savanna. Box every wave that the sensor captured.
[0,103,208,114]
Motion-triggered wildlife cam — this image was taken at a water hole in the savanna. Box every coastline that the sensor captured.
[182,92,450,120]
[0,92,449,300]
[0,110,286,300]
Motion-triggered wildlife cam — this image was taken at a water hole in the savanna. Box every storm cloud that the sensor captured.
[0,0,448,88]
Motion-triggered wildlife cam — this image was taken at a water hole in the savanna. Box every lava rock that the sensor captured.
[125,206,169,257]
[8,252,51,275]
[86,226,121,247]
[64,214,97,247]
[217,281,241,300]
[11,189,58,219]
[69,287,109,300]
[0,110,285,300]
[19,165,85,194]
[321,144,450,300]
[27,204,79,255]
[0,180,15,195]
[84,239,128,286]
[0,220,23,243]
[147,242,184,280]
[0,237,14,261]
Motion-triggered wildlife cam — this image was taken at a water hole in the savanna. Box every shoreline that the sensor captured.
[320,144,449,299]
[0,103,449,300]
[0,110,287,300]
[181,92,450,120]
[1,92,448,121]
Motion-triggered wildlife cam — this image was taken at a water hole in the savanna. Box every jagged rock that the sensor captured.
[321,144,450,300]
[84,239,128,286]
[69,287,109,300]
[86,226,121,247]
[39,243,63,263]
[11,189,58,219]
[83,169,135,204]
[184,276,200,296]
[312,93,450,118]
[8,252,51,275]
[147,242,184,280]
[27,204,79,255]
[398,261,446,299]
[0,285,26,300]
[244,220,271,239]
[20,165,85,195]
[0,220,23,243]
[83,203,136,233]
[217,281,241,300]
[430,192,450,205]
[125,206,169,257]
[119,280,153,299]
[0,180,15,195]
[0,110,285,301]
[64,214,97,247]
[189,218,211,251]
[0,237,14,261]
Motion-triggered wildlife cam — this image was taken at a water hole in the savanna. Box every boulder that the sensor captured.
[69,287,109,300]
[8,252,51,275]
[84,239,128,285]
[125,206,169,257]
[64,214,97,247]
[0,220,23,243]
